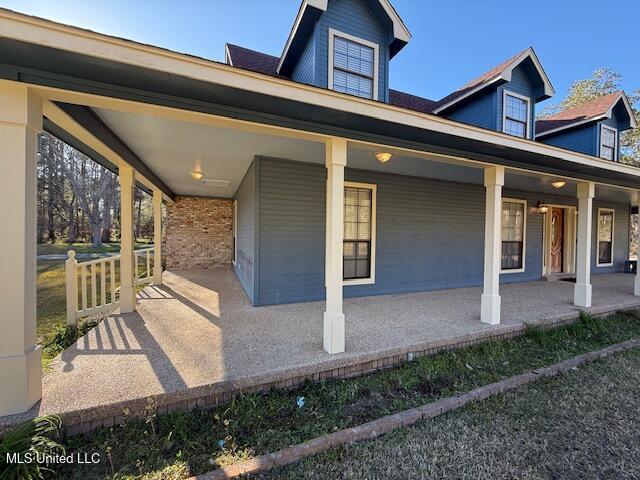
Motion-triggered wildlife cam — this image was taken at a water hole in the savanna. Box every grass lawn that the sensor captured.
[53,310,640,480]
[37,241,151,256]
[257,347,640,479]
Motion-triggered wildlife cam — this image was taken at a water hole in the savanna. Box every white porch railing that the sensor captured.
[65,247,155,324]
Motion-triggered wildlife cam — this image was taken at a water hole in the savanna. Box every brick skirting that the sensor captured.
[165,196,233,270]
[58,305,636,436]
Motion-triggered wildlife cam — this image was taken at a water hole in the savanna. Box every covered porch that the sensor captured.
[5,269,640,430]
[3,7,640,420]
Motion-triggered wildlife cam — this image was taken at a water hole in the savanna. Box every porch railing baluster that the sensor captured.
[91,263,97,309]
[65,247,155,323]
[81,264,87,312]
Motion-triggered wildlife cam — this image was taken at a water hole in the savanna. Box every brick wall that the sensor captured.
[165,196,233,270]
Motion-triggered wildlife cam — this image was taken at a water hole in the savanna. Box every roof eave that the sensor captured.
[277,0,411,75]
[434,47,555,115]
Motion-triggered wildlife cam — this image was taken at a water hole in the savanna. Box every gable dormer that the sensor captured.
[432,48,555,139]
[277,0,410,103]
[536,92,637,161]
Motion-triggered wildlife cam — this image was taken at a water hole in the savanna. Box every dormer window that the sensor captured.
[503,91,530,139]
[600,125,617,161]
[328,28,379,100]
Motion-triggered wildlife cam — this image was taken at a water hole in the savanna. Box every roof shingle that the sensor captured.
[431,49,529,112]
[225,44,439,114]
[535,92,624,135]
[226,44,279,76]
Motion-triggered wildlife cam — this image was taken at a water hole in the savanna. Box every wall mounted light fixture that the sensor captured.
[536,200,549,214]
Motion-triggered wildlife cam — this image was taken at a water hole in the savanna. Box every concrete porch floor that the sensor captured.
[4,269,640,429]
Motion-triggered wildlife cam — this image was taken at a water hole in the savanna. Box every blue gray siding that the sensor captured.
[538,111,622,160]
[444,65,537,136]
[598,110,621,161]
[257,157,325,305]
[445,90,497,131]
[538,124,598,156]
[254,158,630,306]
[314,0,389,102]
[497,65,536,138]
[233,162,256,303]
[292,32,316,85]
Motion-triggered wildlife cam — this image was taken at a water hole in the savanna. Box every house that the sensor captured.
[1,0,639,422]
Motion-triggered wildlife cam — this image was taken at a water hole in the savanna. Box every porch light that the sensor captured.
[536,200,549,214]
[551,181,566,189]
[375,151,393,163]
[190,170,204,180]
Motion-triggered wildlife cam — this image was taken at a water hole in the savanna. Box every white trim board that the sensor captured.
[541,204,577,277]
[536,92,637,139]
[433,47,555,114]
[232,199,238,266]
[7,8,639,183]
[327,28,380,101]
[596,207,615,267]
[502,90,532,140]
[343,181,377,286]
[599,124,618,161]
[500,197,527,274]
[276,0,410,74]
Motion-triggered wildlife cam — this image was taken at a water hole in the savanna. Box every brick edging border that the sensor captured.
[190,337,640,480]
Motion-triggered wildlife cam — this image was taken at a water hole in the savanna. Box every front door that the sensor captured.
[550,208,564,273]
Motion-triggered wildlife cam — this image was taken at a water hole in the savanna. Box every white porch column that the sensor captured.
[119,165,136,313]
[0,82,42,415]
[574,182,595,307]
[152,189,163,285]
[324,138,347,354]
[481,165,504,325]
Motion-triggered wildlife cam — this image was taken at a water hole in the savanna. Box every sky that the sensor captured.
[2,0,638,110]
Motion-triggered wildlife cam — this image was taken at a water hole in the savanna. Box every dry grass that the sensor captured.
[257,347,640,479]
[55,311,640,479]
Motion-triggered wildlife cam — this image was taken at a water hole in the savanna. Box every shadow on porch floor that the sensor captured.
[4,269,640,428]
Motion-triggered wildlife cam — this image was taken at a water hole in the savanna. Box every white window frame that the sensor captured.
[596,207,615,267]
[343,181,377,286]
[328,28,379,101]
[599,125,618,161]
[500,198,527,274]
[232,199,238,266]
[502,90,531,139]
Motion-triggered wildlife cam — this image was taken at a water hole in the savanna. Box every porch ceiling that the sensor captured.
[95,108,325,198]
[91,107,636,203]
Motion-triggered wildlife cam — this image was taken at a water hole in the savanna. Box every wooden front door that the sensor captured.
[550,208,564,273]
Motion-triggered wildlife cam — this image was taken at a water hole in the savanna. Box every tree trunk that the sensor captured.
[67,195,77,243]
[91,219,103,248]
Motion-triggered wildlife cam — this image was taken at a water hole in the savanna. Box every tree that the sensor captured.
[539,68,640,165]
[63,147,115,248]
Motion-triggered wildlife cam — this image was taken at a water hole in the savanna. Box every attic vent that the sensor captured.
[202,179,230,187]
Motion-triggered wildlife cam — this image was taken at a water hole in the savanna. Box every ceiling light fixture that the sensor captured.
[551,181,566,189]
[190,170,204,180]
[375,151,393,163]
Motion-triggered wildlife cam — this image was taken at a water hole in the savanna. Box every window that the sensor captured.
[503,91,530,139]
[597,208,614,266]
[343,183,376,284]
[501,199,526,272]
[328,29,379,100]
[600,125,617,161]
[232,200,237,265]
